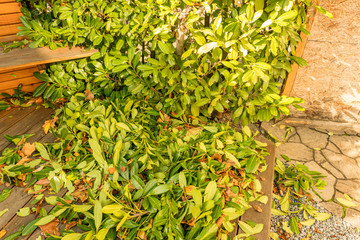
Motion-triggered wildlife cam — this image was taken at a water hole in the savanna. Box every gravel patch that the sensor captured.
[271,197,360,240]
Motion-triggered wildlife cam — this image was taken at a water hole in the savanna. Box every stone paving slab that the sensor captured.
[262,121,360,228]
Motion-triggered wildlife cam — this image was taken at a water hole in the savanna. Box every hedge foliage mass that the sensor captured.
[0,0,331,239]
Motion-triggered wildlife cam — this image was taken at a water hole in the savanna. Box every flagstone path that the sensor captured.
[262,121,360,229]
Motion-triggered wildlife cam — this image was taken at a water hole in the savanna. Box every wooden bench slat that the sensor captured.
[0,82,41,97]
[0,47,98,72]
[0,34,25,42]
[0,12,22,26]
[0,76,41,90]
[0,67,39,81]
[0,2,21,15]
[0,0,16,3]
[0,23,22,37]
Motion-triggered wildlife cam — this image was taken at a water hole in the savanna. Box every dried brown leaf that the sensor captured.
[40,219,60,236]
[22,143,36,157]
[65,221,78,230]
[36,178,51,185]
[253,205,263,213]
[42,117,58,134]
[108,167,116,174]
[84,90,94,101]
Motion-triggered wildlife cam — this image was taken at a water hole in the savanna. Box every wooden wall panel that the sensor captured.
[0,67,38,82]
[0,76,42,91]
[0,2,21,15]
[0,13,22,26]
[0,23,22,37]
[0,82,41,96]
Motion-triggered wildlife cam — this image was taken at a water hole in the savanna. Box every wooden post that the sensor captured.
[281,0,321,96]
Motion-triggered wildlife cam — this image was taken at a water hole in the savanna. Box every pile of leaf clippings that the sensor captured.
[1,92,272,240]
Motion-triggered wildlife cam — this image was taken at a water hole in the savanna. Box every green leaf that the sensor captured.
[73,205,93,212]
[314,212,331,221]
[22,219,39,236]
[245,156,258,173]
[116,123,131,132]
[280,190,290,212]
[0,188,12,202]
[158,41,173,54]
[35,215,55,226]
[225,151,241,168]
[195,223,218,240]
[62,233,83,240]
[289,217,300,235]
[238,221,254,235]
[254,0,264,11]
[271,208,286,216]
[198,42,217,55]
[17,207,30,217]
[113,140,123,166]
[96,228,109,240]
[179,172,187,188]
[242,126,252,137]
[0,208,8,217]
[35,142,50,160]
[290,56,308,67]
[148,196,161,210]
[112,65,130,73]
[89,139,106,168]
[50,176,61,193]
[33,83,48,97]
[277,10,298,22]
[300,219,315,226]
[254,62,271,70]
[190,188,202,206]
[315,6,333,19]
[151,184,170,195]
[193,33,206,46]
[102,205,123,214]
[204,181,217,202]
[94,200,102,231]
[336,198,357,208]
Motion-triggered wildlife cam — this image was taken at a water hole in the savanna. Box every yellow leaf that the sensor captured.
[0,229,6,238]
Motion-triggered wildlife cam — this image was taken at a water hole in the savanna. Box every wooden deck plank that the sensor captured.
[0,47,98,72]
[0,34,25,42]
[0,2,21,15]
[0,107,14,119]
[0,67,39,82]
[0,106,36,134]
[0,107,53,151]
[2,108,54,151]
[238,136,276,240]
[0,107,57,238]
[1,189,67,239]
[0,186,33,229]
[0,12,22,26]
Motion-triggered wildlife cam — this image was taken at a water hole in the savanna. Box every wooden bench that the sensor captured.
[0,0,97,96]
